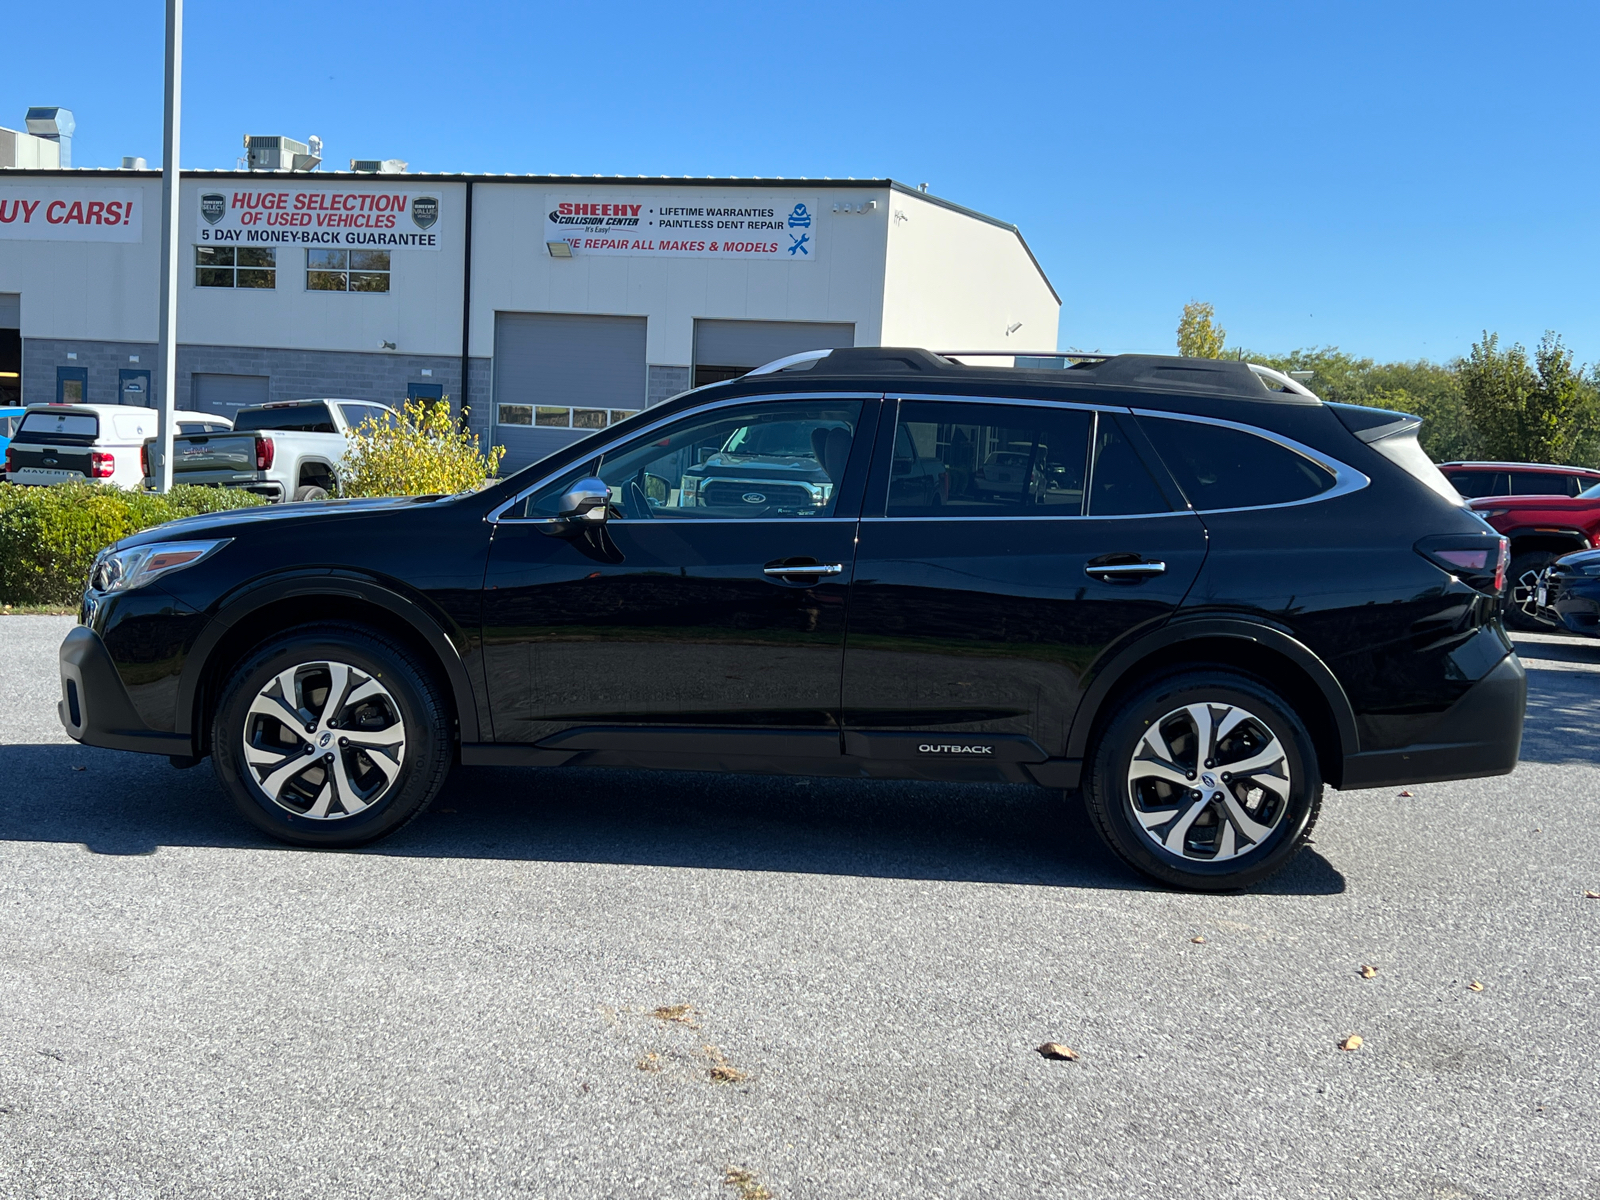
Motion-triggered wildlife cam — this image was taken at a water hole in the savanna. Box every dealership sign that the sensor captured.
[0,187,143,242]
[544,196,819,260]
[195,188,442,250]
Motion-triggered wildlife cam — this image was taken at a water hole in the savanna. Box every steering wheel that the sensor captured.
[627,473,655,520]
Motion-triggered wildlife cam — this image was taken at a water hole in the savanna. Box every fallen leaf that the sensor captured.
[1585,890,1600,900]
[703,1045,748,1083]
[1468,981,1484,992]
[1190,935,1206,944]
[1398,790,1414,797]
[723,1166,772,1200]
[636,1053,662,1072]
[1359,964,1378,979]
[1338,1034,1364,1052]
[652,1003,698,1027]
[1037,1042,1079,1061]
[71,766,86,772]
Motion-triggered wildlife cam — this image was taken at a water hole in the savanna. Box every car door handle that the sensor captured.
[1085,561,1167,581]
[763,563,844,577]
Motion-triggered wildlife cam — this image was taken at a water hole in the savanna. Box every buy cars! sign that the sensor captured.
[0,186,143,242]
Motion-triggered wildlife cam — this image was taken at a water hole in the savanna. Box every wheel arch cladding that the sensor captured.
[1068,624,1357,789]
[182,580,479,754]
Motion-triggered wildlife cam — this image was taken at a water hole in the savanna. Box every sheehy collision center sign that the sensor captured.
[0,187,143,242]
[195,188,442,250]
[545,196,819,260]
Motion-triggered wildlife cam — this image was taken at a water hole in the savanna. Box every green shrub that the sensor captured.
[0,482,267,606]
[339,396,505,498]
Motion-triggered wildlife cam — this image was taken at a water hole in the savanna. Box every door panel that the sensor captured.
[842,400,1207,754]
[482,396,877,743]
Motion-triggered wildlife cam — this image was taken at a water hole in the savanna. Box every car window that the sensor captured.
[1088,414,1173,516]
[338,402,398,432]
[1139,416,1336,511]
[1446,471,1498,499]
[178,421,232,435]
[1510,471,1572,496]
[18,410,98,441]
[887,400,1091,517]
[517,400,864,521]
[0,416,16,438]
[234,403,338,433]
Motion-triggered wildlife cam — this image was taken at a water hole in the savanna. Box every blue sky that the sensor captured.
[5,1,1598,365]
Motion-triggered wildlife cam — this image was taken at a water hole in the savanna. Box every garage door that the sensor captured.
[492,313,647,473]
[193,373,269,418]
[692,319,855,388]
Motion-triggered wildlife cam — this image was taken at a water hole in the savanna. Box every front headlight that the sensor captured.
[89,539,230,594]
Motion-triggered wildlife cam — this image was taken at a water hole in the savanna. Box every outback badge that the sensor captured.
[917,743,994,756]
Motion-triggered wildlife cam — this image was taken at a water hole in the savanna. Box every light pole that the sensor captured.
[154,0,183,492]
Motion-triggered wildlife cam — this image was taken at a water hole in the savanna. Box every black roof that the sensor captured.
[758,347,1313,404]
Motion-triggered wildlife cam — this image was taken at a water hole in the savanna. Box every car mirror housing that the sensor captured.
[558,478,611,522]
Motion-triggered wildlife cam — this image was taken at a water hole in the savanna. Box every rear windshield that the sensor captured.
[16,410,99,443]
[233,403,337,434]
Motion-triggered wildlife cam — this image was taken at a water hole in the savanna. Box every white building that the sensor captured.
[0,168,1059,468]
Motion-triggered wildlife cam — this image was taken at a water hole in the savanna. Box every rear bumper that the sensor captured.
[1339,651,1526,789]
[58,624,193,757]
[142,476,284,501]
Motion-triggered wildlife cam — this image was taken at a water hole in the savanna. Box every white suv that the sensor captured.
[4,404,231,490]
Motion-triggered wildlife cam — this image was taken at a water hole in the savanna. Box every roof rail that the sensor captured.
[1247,363,1320,399]
[745,348,835,376]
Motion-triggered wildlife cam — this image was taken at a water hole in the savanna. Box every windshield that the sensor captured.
[722,420,836,458]
[234,403,337,433]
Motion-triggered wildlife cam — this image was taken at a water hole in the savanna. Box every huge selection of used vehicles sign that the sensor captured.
[0,187,143,242]
[545,196,819,260]
[195,189,443,250]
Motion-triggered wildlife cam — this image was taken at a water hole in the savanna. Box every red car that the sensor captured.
[1468,486,1600,627]
[1441,460,1600,499]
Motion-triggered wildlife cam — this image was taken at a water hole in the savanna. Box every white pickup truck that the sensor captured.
[149,398,396,501]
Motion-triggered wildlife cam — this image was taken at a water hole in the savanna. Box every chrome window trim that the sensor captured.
[1130,408,1370,514]
[861,510,1197,524]
[486,391,877,523]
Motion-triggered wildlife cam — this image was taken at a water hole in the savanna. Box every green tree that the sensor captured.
[1177,301,1227,358]
[1460,332,1598,465]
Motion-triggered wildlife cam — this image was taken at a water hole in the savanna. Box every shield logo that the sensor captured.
[200,193,226,224]
[411,196,439,229]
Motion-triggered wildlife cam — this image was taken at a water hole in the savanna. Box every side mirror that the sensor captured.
[558,477,612,523]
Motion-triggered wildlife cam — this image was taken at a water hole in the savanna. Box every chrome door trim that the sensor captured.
[762,563,844,577]
[1129,408,1370,513]
[487,391,879,524]
[858,511,1197,523]
[1085,562,1167,579]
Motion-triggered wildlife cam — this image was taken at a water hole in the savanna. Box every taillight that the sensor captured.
[90,451,115,479]
[4,445,13,473]
[140,443,149,478]
[255,436,275,470]
[1415,534,1508,596]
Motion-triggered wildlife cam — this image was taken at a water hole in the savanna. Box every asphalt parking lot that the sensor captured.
[2,616,1597,1200]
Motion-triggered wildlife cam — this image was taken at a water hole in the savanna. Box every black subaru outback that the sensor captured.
[58,348,1524,890]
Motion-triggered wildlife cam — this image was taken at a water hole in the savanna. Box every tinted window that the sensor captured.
[518,400,863,521]
[888,401,1091,517]
[234,403,338,434]
[1510,471,1574,496]
[17,411,98,443]
[1140,417,1336,510]
[1446,470,1499,499]
[1088,414,1173,515]
[337,402,398,432]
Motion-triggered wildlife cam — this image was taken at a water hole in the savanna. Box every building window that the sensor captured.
[307,248,390,292]
[498,404,637,429]
[196,245,276,288]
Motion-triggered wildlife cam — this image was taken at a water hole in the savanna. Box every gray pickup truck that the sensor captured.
[150,398,396,501]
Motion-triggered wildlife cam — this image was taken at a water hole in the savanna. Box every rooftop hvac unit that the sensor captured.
[244,134,322,171]
[350,158,408,174]
[25,106,74,167]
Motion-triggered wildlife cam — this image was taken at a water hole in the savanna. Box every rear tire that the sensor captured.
[211,624,452,848]
[1083,669,1323,891]
[293,484,330,502]
[1504,551,1556,630]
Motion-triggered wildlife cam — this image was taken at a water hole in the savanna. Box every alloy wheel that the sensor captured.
[1126,702,1291,863]
[242,660,407,820]
[1510,567,1544,622]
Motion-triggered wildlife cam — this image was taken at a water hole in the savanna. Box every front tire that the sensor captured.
[1083,670,1323,891]
[211,624,452,848]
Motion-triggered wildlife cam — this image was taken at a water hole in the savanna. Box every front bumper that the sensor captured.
[1544,571,1600,636]
[58,624,194,757]
[1339,650,1526,789]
